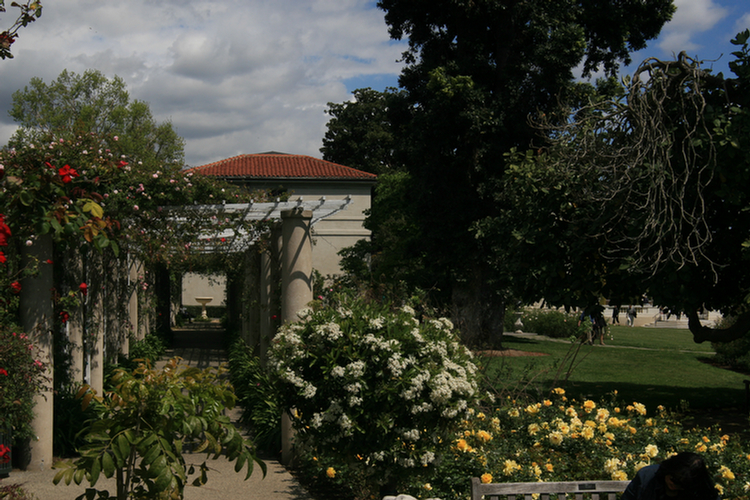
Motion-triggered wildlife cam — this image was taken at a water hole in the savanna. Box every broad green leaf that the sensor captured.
[89,456,101,485]
[141,444,161,467]
[101,452,115,478]
[154,468,173,492]
[82,200,104,218]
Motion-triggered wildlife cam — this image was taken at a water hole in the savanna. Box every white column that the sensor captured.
[280,209,313,467]
[19,235,54,471]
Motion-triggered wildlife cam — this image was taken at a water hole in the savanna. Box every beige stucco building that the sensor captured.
[181,152,376,307]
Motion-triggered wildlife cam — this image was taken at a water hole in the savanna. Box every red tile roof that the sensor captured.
[186,153,377,181]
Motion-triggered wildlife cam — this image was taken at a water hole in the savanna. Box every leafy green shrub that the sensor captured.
[712,317,750,373]
[269,296,479,497]
[53,358,264,500]
[127,332,167,364]
[53,386,97,458]
[516,308,583,338]
[227,339,281,453]
[0,327,50,444]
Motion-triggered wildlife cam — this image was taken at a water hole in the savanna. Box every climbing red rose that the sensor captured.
[10,281,21,294]
[79,282,88,296]
[58,164,79,184]
[0,251,5,264]
[59,311,69,324]
[0,214,11,246]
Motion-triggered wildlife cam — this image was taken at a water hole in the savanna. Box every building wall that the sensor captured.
[182,273,227,307]
[180,179,372,306]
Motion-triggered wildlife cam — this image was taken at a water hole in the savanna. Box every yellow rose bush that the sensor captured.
[400,390,750,500]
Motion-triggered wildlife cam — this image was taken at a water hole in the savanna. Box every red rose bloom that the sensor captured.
[10,281,21,294]
[0,214,11,246]
[0,368,7,376]
[0,251,5,264]
[59,311,70,324]
[58,164,79,184]
[79,282,88,296]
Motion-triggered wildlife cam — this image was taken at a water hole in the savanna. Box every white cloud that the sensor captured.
[658,0,728,54]
[735,13,750,34]
[0,0,405,166]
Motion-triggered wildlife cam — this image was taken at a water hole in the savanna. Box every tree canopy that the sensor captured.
[326,0,675,345]
[9,69,185,166]
[489,30,750,343]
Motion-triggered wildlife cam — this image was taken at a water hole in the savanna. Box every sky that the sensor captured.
[0,0,748,168]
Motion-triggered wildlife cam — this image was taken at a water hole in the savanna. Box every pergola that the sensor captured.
[19,197,353,470]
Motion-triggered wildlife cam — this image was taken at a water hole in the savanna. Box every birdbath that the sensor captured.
[195,297,213,320]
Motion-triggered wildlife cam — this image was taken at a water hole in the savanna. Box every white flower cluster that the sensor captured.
[314,321,343,341]
[401,428,421,441]
[269,297,480,476]
[368,316,385,330]
[346,360,366,378]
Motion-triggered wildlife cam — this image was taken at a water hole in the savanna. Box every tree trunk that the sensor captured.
[689,310,750,343]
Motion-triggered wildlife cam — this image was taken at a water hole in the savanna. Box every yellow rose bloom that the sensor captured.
[695,443,707,453]
[596,408,610,422]
[424,483,433,491]
[633,402,647,415]
[477,412,486,421]
[553,387,565,395]
[545,463,554,472]
[326,467,336,478]
[583,400,596,413]
[611,470,628,481]
[720,466,735,481]
[503,459,522,476]
[543,399,552,406]
[604,458,622,474]
[549,431,564,445]
[528,423,541,436]
[581,427,595,440]
[481,473,493,484]
[477,430,493,443]
[456,438,471,452]
[715,484,724,495]
[634,461,650,472]
[508,408,520,418]
[645,444,658,458]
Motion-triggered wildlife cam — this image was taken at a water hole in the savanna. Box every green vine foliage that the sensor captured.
[0,327,50,442]
[53,358,265,500]
[269,295,479,496]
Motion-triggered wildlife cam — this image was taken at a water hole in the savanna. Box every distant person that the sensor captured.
[612,305,620,325]
[621,452,719,500]
[627,305,637,327]
[578,305,607,345]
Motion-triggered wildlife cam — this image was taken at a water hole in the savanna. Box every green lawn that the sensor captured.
[481,326,748,416]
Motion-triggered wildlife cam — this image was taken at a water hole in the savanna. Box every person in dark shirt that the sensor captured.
[622,452,719,500]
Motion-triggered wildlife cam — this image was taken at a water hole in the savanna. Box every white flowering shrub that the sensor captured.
[268,297,479,494]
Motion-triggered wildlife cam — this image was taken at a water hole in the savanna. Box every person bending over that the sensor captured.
[622,452,719,499]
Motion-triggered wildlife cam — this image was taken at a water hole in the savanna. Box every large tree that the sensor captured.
[339,0,674,344]
[489,31,750,343]
[9,69,184,166]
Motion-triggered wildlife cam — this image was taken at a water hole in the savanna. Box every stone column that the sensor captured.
[88,253,104,395]
[259,224,282,366]
[19,235,54,471]
[280,209,313,324]
[68,255,84,384]
[280,209,312,467]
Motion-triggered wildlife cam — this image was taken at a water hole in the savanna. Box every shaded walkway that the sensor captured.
[9,323,312,500]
